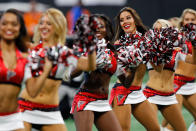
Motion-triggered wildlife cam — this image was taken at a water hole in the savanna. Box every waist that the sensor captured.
[0,82,21,88]
[76,88,108,100]
[113,83,141,90]
[20,89,59,105]
[144,86,175,96]
[0,110,19,116]
[174,74,195,83]
[18,98,59,112]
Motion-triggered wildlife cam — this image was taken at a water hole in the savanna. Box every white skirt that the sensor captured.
[83,99,112,112]
[176,82,196,95]
[124,90,147,104]
[22,110,64,125]
[147,94,178,105]
[0,112,24,131]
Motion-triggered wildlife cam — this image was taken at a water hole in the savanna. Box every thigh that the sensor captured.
[94,111,122,131]
[23,121,32,131]
[161,94,184,130]
[132,100,160,131]
[160,104,186,131]
[42,124,67,131]
[73,108,94,131]
[112,96,131,131]
[150,103,158,113]
[184,94,196,112]
[184,94,196,120]
[176,94,183,108]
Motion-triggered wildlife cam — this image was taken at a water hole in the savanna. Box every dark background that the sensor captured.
[0,0,196,27]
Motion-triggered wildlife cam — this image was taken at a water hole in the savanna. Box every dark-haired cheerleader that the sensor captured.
[71,14,122,131]
[109,7,160,131]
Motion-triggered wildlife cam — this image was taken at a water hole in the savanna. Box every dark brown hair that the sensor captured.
[92,14,116,52]
[1,9,29,52]
[114,7,148,41]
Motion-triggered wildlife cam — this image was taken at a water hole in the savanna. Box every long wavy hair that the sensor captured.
[33,8,67,46]
[0,9,29,52]
[178,8,196,28]
[114,7,148,41]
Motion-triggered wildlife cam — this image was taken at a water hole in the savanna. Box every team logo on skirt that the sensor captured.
[117,94,124,102]
[174,84,178,89]
[78,100,85,108]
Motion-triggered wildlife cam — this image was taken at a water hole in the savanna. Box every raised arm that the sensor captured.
[76,50,96,71]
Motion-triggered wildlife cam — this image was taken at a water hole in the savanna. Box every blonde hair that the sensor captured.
[33,8,67,45]
[153,19,172,29]
[168,17,180,28]
[178,8,196,28]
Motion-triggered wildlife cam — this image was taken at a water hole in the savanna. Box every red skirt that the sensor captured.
[18,98,59,112]
[174,74,195,92]
[143,86,175,98]
[109,83,141,106]
[71,90,108,114]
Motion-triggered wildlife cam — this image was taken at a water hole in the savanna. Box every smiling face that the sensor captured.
[120,11,136,34]
[183,12,196,26]
[96,17,107,40]
[38,15,55,42]
[0,13,20,41]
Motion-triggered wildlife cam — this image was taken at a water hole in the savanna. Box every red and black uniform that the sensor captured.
[71,49,117,113]
[143,50,186,106]
[174,41,196,94]
[0,47,30,131]
[0,48,28,87]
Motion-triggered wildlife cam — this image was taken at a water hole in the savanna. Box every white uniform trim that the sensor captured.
[147,94,178,105]
[83,100,112,112]
[176,82,196,95]
[22,110,64,125]
[124,90,146,104]
[0,112,24,131]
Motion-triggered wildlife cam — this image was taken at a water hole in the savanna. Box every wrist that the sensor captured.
[88,45,96,54]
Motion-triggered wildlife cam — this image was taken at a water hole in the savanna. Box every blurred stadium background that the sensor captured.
[0,0,195,27]
[0,0,195,130]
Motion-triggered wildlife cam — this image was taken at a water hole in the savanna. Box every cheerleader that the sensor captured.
[109,7,160,131]
[0,9,53,131]
[143,19,196,131]
[162,8,196,131]
[18,8,96,131]
[71,14,122,131]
